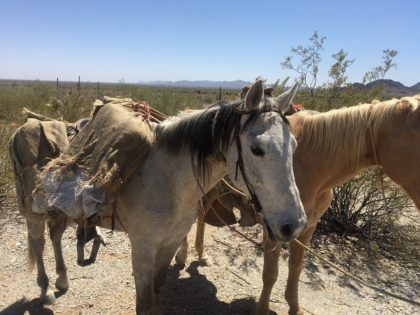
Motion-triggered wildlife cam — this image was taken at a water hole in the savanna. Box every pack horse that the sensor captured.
[10,80,307,314]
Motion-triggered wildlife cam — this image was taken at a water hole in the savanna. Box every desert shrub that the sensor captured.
[317,168,413,239]
[0,123,15,211]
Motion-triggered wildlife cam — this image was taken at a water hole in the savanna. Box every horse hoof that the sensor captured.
[289,307,305,315]
[55,277,69,292]
[174,255,186,269]
[78,258,94,267]
[40,292,56,305]
[199,257,211,266]
[88,257,96,264]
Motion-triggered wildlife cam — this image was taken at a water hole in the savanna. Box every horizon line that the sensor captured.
[0,77,419,89]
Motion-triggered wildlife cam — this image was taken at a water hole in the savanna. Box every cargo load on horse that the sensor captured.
[10,118,70,218]
[33,97,155,219]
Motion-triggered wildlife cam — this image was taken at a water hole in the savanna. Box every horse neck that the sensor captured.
[290,113,377,195]
[145,147,228,207]
[291,99,420,211]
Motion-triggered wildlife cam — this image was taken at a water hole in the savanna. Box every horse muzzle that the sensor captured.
[263,216,307,242]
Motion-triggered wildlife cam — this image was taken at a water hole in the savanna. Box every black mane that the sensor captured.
[155,98,286,182]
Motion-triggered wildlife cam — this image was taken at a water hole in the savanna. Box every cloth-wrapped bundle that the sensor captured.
[10,118,70,217]
[33,97,154,218]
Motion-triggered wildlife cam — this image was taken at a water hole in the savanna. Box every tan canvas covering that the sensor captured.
[35,97,154,218]
[65,98,154,192]
[9,118,70,217]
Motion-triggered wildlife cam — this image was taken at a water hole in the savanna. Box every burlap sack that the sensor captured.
[66,98,153,192]
[9,118,70,217]
[37,97,154,218]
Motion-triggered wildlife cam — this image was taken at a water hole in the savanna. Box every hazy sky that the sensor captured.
[1,0,419,85]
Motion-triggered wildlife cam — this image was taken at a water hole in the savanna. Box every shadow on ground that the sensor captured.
[162,261,263,315]
[0,298,54,315]
[305,234,420,300]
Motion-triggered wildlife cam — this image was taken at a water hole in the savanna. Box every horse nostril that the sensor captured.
[280,224,293,238]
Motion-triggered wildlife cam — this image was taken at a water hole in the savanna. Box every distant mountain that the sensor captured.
[138,80,252,89]
[409,82,420,91]
[139,79,420,94]
[352,79,420,97]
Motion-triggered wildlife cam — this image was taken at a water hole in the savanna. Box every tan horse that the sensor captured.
[257,95,420,315]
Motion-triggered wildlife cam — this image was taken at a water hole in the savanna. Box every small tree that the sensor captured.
[271,76,290,96]
[326,49,354,108]
[363,49,398,86]
[280,31,326,101]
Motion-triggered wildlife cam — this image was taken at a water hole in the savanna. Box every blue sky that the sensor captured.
[0,0,418,85]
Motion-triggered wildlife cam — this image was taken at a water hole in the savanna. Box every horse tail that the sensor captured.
[8,128,27,213]
[10,129,36,271]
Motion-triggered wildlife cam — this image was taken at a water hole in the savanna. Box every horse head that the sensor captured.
[225,80,307,241]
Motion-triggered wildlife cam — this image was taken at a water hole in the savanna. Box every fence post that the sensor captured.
[78,76,81,101]
[56,77,59,99]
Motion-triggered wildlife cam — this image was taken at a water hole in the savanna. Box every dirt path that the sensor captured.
[0,204,419,315]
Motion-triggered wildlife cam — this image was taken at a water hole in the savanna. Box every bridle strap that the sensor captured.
[235,133,263,213]
[233,106,264,213]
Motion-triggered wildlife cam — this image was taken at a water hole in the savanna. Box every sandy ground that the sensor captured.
[0,198,419,315]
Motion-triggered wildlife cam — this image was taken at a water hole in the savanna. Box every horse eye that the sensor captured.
[251,145,265,157]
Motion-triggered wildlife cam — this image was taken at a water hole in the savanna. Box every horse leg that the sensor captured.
[285,225,317,315]
[47,213,69,292]
[89,226,106,264]
[153,244,180,314]
[76,224,86,266]
[76,223,106,266]
[174,236,189,268]
[131,242,156,314]
[26,218,55,303]
[256,231,281,315]
[195,204,210,266]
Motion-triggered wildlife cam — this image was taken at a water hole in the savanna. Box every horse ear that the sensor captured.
[244,80,264,111]
[264,87,273,97]
[240,86,250,99]
[275,82,299,114]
